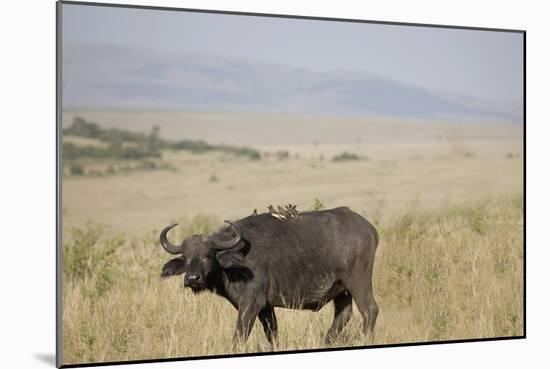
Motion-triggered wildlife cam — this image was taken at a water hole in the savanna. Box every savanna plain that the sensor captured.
[60,110,524,365]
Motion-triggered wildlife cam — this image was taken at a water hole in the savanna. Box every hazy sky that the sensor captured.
[62,3,523,102]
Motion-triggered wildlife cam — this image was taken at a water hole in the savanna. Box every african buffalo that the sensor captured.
[160,207,379,344]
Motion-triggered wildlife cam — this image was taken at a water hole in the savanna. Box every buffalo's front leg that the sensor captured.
[234,300,264,344]
[258,306,278,344]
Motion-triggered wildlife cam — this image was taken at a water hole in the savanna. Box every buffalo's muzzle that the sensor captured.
[184,273,203,288]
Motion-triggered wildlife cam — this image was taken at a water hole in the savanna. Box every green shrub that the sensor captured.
[63,116,261,161]
[70,164,84,176]
[232,147,261,160]
[63,116,102,138]
[332,152,366,162]
[170,140,261,160]
[63,116,156,146]
[171,139,212,152]
[63,142,161,161]
[63,223,124,297]
[276,151,289,160]
[309,198,325,211]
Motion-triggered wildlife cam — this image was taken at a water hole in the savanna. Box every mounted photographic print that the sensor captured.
[56,1,525,367]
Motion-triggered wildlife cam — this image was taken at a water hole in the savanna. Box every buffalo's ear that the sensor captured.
[216,249,245,269]
[161,258,186,279]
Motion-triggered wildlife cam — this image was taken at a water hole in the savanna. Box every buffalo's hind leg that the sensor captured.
[258,306,278,344]
[342,273,378,341]
[325,291,353,345]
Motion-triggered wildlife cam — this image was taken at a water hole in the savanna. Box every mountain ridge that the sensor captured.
[62,43,522,123]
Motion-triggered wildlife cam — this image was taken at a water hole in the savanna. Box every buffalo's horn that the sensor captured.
[160,223,184,254]
[213,220,242,250]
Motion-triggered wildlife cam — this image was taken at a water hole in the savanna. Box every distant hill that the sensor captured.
[62,43,522,123]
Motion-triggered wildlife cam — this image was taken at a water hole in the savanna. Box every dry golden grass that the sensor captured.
[61,194,523,365]
[60,110,523,365]
[62,148,523,237]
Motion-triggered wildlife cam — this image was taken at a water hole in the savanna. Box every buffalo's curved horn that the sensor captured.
[213,220,242,250]
[160,223,184,254]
